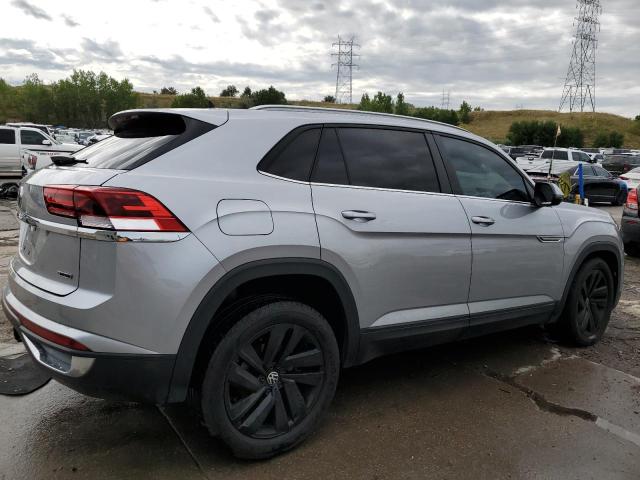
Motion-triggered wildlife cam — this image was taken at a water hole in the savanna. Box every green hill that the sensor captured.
[462,110,640,149]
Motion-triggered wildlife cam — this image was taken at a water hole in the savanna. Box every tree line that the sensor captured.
[507,120,625,148]
[355,92,479,126]
[0,71,138,128]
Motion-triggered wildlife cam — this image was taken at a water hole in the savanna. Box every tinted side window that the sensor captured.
[0,129,15,144]
[337,128,440,192]
[260,128,321,181]
[20,130,46,145]
[594,166,610,177]
[438,136,530,202]
[542,150,569,160]
[311,128,348,185]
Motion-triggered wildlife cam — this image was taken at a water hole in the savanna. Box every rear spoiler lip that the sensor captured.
[108,108,229,129]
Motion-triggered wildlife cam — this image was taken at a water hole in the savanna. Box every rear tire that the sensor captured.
[200,301,339,459]
[612,191,626,206]
[559,258,614,346]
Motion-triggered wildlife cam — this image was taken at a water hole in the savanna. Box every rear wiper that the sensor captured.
[50,155,87,166]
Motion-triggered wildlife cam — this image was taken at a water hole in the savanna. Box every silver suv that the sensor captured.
[3,106,623,458]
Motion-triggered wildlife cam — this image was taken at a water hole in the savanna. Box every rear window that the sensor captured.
[541,150,569,160]
[72,112,215,170]
[0,129,15,144]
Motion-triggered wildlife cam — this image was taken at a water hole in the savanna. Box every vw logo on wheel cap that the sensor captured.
[266,371,280,386]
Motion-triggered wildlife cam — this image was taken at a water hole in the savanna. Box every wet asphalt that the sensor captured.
[1,202,639,479]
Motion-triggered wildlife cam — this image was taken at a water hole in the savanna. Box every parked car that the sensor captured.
[622,186,640,257]
[619,166,640,191]
[540,148,594,163]
[3,107,623,459]
[601,154,640,176]
[0,126,83,177]
[5,122,53,137]
[528,161,627,205]
[87,133,111,145]
[76,131,95,146]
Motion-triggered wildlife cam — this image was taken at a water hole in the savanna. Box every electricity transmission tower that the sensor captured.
[440,90,450,109]
[332,36,359,104]
[559,0,602,112]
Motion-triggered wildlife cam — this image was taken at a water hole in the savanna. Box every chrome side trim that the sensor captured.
[537,235,565,243]
[17,211,190,243]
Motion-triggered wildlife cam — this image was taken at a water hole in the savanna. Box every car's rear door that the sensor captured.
[434,134,564,329]
[310,126,472,344]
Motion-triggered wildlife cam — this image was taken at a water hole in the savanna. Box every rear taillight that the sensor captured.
[625,188,638,212]
[43,185,188,232]
[619,176,629,180]
[27,154,37,169]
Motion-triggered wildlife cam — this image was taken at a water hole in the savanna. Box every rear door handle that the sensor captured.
[341,210,376,222]
[471,216,495,226]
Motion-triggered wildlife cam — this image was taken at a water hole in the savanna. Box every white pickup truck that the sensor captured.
[0,125,83,177]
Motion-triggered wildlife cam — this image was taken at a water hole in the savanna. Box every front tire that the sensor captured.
[201,301,339,459]
[560,258,614,346]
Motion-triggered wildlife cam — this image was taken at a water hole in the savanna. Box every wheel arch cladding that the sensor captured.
[166,258,360,403]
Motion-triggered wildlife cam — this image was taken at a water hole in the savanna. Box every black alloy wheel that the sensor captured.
[224,322,325,439]
[562,258,614,346]
[575,268,609,339]
[201,301,339,459]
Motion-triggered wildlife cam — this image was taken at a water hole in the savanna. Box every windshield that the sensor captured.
[72,134,178,169]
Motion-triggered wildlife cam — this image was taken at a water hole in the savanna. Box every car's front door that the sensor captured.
[0,128,19,175]
[435,134,565,327]
[310,126,472,340]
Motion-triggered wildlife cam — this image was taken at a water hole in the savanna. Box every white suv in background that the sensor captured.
[517,148,594,171]
[0,126,83,176]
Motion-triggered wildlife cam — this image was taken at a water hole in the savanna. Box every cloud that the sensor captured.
[80,38,124,62]
[11,0,52,21]
[203,6,220,23]
[61,14,79,27]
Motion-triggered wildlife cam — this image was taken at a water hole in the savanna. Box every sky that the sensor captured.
[0,0,638,116]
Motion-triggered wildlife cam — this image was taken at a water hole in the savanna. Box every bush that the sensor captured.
[506,120,583,148]
[171,87,211,108]
[358,91,393,113]
[459,101,472,124]
[160,86,177,95]
[395,93,409,116]
[593,130,624,148]
[219,85,238,97]
[323,95,335,103]
[413,106,459,126]
[251,86,287,106]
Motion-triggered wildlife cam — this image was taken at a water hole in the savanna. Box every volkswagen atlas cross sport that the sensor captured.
[3,106,623,459]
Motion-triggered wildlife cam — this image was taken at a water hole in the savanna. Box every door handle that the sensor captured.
[341,210,376,222]
[471,216,495,226]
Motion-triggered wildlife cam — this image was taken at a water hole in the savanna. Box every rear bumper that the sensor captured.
[621,215,640,244]
[3,287,175,404]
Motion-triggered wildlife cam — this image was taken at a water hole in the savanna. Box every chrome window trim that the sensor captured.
[17,211,190,243]
[259,170,537,205]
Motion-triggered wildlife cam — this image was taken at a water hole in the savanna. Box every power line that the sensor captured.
[559,0,602,112]
[331,36,359,104]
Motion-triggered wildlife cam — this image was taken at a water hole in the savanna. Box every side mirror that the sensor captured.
[41,139,51,145]
[533,181,563,207]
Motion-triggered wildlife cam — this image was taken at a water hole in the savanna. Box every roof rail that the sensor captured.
[250,105,470,134]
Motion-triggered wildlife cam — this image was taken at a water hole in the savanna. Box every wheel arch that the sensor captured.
[167,258,360,403]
